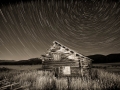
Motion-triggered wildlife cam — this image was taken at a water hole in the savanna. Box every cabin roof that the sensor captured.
[53,41,93,61]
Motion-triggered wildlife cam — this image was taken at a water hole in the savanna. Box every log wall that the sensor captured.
[42,59,91,77]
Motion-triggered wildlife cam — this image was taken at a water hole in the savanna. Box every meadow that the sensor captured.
[0,69,120,90]
[93,62,120,74]
[0,63,120,90]
[0,65,42,70]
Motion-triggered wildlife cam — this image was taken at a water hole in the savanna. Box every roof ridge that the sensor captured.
[53,41,92,60]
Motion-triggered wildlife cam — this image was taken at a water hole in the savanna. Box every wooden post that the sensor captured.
[79,60,80,68]
[67,77,70,90]
[10,84,12,90]
[80,59,83,77]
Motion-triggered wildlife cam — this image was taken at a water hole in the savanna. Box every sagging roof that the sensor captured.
[53,41,92,61]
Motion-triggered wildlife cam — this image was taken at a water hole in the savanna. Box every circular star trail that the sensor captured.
[0,0,120,60]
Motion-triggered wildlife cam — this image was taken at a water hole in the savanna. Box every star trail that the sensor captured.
[0,0,120,60]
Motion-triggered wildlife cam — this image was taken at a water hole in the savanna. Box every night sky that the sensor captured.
[0,0,120,60]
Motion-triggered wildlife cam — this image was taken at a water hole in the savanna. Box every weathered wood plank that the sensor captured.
[0,83,19,89]
[13,85,29,90]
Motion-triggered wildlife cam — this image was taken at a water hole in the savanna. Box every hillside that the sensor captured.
[0,58,42,65]
[0,53,120,65]
[88,53,120,63]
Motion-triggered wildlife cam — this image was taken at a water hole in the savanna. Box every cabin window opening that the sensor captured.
[62,66,71,75]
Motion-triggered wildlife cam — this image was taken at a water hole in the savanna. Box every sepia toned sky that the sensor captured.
[0,0,120,60]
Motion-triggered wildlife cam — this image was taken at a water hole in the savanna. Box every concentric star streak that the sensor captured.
[0,0,120,60]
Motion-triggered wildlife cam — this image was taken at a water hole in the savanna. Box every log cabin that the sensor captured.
[42,41,92,77]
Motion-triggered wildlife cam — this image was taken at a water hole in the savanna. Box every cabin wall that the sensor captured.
[42,41,92,77]
[42,59,92,77]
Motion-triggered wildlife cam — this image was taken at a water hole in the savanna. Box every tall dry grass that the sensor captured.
[0,69,120,90]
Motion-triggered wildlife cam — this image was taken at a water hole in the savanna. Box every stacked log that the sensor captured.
[42,41,92,77]
[42,59,91,77]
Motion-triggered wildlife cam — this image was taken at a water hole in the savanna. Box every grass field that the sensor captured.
[0,69,120,90]
[0,65,42,70]
[1,62,120,74]
[92,62,120,74]
[0,63,120,90]
[93,62,120,67]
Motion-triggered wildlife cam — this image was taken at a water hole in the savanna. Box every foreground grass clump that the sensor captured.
[0,69,22,81]
[0,69,120,90]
